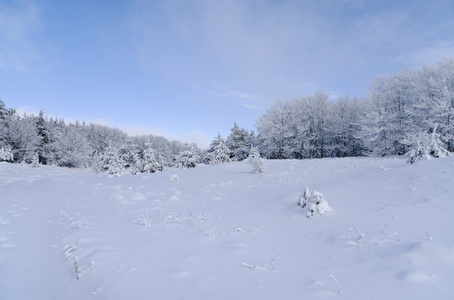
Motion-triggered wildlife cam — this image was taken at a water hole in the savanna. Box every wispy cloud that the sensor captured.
[240,104,263,111]
[194,82,264,101]
[193,82,270,113]
[400,40,454,68]
[0,1,43,72]
[128,0,454,100]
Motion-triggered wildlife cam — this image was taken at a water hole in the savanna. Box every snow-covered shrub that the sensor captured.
[0,146,14,162]
[408,125,450,164]
[247,146,266,173]
[298,187,311,208]
[300,188,332,218]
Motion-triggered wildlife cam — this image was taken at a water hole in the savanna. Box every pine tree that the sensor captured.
[206,134,230,165]
[175,143,200,168]
[119,142,140,173]
[247,146,266,173]
[226,122,254,161]
[31,152,40,168]
[95,144,124,176]
[0,100,16,150]
[35,110,51,164]
[0,146,14,162]
[136,143,164,173]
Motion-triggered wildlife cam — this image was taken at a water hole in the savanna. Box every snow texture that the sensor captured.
[1,156,454,299]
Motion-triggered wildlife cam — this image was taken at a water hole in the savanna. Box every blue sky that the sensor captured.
[1,0,454,148]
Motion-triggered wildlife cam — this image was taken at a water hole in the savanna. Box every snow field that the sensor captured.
[0,156,453,299]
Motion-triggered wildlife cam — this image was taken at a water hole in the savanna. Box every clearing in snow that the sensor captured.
[0,156,453,299]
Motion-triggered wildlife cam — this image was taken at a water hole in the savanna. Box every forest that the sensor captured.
[1,57,453,174]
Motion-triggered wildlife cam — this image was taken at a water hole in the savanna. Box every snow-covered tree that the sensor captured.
[205,134,230,165]
[0,146,14,162]
[31,152,40,168]
[35,110,51,164]
[247,146,266,173]
[7,114,40,163]
[326,96,364,157]
[175,143,200,168]
[0,100,16,150]
[417,57,454,152]
[136,143,164,173]
[95,144,124,176]
[256,99,307,159]
[119,142,140,173]
[86,124,128,155]
[52,123,91,168]
[226,122,254,161]
[408,124,450,164]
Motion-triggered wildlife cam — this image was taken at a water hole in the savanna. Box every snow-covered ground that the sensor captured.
[1,156,453,299]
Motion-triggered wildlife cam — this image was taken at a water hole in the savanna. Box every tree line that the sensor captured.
[256,57,453,159]
[1,57,453,173]
[0,101,255,174]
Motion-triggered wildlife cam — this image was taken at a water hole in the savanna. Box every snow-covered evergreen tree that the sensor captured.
[136,143,164,173]
[226,122,254,161]
[0,146,14,162]
[0,100,16,150]
[35,110,51,164]
[95,144,124,176]
[206,134,230,165]
[119,142,140,173]
[31,152,40,168]
[247,146,266,173]
[175,143,200,168]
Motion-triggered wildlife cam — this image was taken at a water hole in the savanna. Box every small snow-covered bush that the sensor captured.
[298,187,311,208]
[247,146,266,173]
[299,187,332,217]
